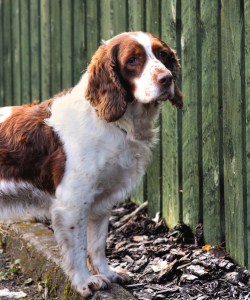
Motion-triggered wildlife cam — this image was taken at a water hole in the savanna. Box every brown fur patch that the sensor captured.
[0,99,66,193]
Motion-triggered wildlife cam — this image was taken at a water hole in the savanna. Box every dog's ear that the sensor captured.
[171,83,183,109]
[85,44,127,122]
[164,47,183,109]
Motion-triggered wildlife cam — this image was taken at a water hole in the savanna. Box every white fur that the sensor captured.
[0,107,12,123]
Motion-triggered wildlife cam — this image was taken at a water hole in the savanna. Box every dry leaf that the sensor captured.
[202,244,212,251]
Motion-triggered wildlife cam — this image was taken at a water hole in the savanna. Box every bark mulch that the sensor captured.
[107,202,250,300]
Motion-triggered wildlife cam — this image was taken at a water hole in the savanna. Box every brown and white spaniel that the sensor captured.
[0,32,182,297]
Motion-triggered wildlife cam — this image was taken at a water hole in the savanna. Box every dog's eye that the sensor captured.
[159,51,168,61]
[127,56,138,66]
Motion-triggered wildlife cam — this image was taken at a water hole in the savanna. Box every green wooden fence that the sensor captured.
[0,0,249,270]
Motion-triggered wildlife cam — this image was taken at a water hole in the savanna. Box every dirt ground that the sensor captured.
[0,251,52,299]
[107,202,250,300]
[0,201,250,300]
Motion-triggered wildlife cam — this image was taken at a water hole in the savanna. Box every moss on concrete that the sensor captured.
[0,222,136,300]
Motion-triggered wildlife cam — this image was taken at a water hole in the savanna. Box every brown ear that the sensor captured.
[164,46,183,109]
[85,44,127,122]
[170,83,183,109]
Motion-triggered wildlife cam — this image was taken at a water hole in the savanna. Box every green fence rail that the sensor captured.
[0,0,249,270]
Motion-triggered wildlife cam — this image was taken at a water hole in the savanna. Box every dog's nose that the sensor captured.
[158,73,173,87]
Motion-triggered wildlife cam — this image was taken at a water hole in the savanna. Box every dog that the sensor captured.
[0,31,183,297]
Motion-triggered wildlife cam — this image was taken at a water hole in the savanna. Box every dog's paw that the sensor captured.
[77,274,111,298]
[87,274,111,290]
[106,267,130,283]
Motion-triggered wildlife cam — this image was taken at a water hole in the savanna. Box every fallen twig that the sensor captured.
[120,201,148,223]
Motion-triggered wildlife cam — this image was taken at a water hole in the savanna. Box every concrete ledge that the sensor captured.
[0,222,136,300]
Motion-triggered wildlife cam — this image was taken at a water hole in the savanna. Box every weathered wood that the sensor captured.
[0,0,4,106]
[161,0,180,227]
[128,0,145,205]
[245,0,250,271]
[221,0,245,266]
[86,0,99,64]
[61,0,73,89]
[51,0,61,95]
[20,0,30,104]
[127,0,144,32]
[11,0,21,105]
[2,0,12,105]
[73,0,86,84]
[30,0,40,101]
[201,0,222,245]
[100,0,112,41]
[145,0,161,216]
[181,0,200,229]
[40,0,51,100]
[113,0,127,34]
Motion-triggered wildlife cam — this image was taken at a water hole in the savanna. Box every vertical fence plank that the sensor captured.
[245,0,250,270]
[51,0,61,95]
[128,0,145,205]
[127,0,144,32]
[40,0,51,100]
[73,0,86,84]
[181,0,201,229]
[20,0,30,103]
[30,0,40,101]
[113,0,127,34]
[145,0,161,216]
[2,0,12,106]
[201,0,223,244]
[161,0,180,227]
[11,0,21,105]
[0,0,3,106]
[86,0,99,63]
[221,0,245,266]
[100,0,112,40]
[61,0,73,89]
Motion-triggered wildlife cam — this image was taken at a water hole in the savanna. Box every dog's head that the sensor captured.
[85,31,183,122]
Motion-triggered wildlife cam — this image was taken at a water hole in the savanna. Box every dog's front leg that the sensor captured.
[51,203,110,297]
[87,212,129,283]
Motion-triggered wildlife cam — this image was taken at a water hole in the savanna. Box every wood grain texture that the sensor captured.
[100,0,112,41]
[11,0,21,105]
[161,0,180,227]
[30,0,40,101]
[2,0,12,105]
[20,0,30,103]
[244,0,250,269]
[113,0,127,34]
[0,0,4,106]
[181,0,200,229]
[201,0,223,244]
[145,0,161,216]
[61,0,73,90]
[127,0,144,32]
[51,0,61,95]
[86,0,99,63]
[40,0,51,100]
[73,0,86,84]
[221,0,245,266]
